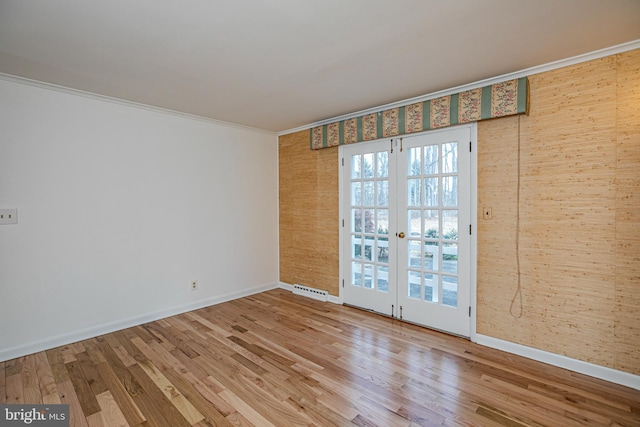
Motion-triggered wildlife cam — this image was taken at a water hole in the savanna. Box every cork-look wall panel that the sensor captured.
[478,50,640,374]
[476,116,535,346]
[279,48,640,375]
[279,130,340,296]
[615,50,640,373]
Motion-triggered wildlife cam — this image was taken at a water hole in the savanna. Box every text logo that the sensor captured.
[1,405,69,427]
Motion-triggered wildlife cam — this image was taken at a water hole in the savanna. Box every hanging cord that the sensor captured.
[510,115,523,318]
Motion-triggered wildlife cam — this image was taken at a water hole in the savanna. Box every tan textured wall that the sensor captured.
[477,50,640,374]
[279,130,339,296]
[279,49,640,374]
[613,51,640,374]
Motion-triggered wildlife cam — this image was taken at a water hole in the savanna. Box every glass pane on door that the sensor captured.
[348,149,392,293]
[403,141,461,308]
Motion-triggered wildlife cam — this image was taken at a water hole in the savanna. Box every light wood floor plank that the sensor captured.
[33,351,58,402]
[61,345,77,364]
[5,373,23,404]
[3,289,639,426]
[21,354,42,404]
[57,380,89,427]
[93,361,146,426]
[95,391,130,427]
[137,358,204,425]
[223,410,255,427]
[217,389,277,427]
[160,366,235,426]
[46,347,70,384]
[85,411,108,427]
[0,361,5,404]
[65,359,101,416]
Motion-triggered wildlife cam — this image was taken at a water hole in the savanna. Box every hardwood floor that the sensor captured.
[2,289,639,426]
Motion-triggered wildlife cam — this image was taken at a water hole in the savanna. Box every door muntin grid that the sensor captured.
[405,142,460,307]
[349,150,390,293]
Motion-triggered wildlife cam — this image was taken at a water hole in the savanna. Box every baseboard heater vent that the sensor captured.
[293,284,328,302]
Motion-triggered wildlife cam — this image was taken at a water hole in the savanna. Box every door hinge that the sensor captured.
[342,157,344,166]
[469,306,471,317]
[342,219,344,227]
[469,224,472,235]
[469,141,472,152]
[342,279,345,288]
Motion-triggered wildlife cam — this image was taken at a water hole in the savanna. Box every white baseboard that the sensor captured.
[0,282,278,362]
[279,282,294,292]
[279,281,342,304]
[327,294,342,304]
[475,334,640,391]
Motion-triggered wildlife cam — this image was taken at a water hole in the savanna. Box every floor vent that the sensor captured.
[293,284,328,302]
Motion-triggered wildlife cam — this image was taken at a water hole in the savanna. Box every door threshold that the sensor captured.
[342,303,470,340]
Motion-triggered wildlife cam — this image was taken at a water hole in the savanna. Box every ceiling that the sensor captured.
[1,1,639,133]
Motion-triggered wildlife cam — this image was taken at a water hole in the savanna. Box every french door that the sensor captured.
[341,126,472,337]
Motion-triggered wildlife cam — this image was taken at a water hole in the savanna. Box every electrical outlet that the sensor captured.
[483,207,492,220]
[0,208,18,225]
[191,280,198,291]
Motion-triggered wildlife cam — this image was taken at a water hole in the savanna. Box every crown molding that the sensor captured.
[278,39,640,136]
[0,72,277,136]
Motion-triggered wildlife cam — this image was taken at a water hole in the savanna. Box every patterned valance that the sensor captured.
[310,77,528,149]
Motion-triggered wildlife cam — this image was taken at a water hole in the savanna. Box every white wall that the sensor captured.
[0,77,278,361]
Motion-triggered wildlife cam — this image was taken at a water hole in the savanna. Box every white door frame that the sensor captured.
[338,123,478,341]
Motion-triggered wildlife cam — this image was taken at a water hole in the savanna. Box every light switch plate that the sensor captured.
[0,208,18,224]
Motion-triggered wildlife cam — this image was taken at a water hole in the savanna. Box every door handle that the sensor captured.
[398,232,405,238]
